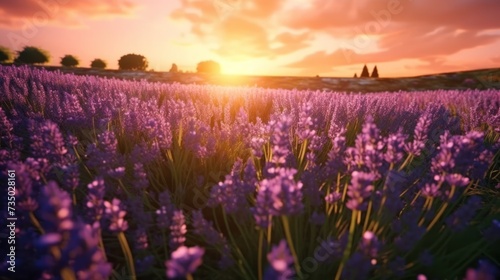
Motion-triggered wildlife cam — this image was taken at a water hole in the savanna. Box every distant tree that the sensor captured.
[0,46,12,63]
[354,73,358,78]
[360,64,370,78]
[14,46,50,64]
[371,65,379,78]
[169,63,178,73]
[118,53,148,70]
[196,60,221,75]
[91,58,107,69]
[60,55,79,67]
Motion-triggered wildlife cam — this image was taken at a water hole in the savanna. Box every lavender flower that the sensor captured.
[405,111,431,156]
[191,210,234,268]
[345,116,385,176]
[252,167,304,228]
[103,198,128,233]
[384,130,407,164]
[445,196,482,232]
[296,102,316,143]
[133,163,149,191]
[325,191,342,204]
[169,210,187,250]
[346,171,376,211]
[269,114,294,166]
[0,107,14,147]
[165,246,205,278]
[264,240,295,280]
[29,120,68,166]
[464,259,499,280]
[359,231,380,259]
[342,252,372,280]
[157,190,175,229]
[86,177,106,222]
[38,181,74,232]
[209,159,254,215]
[127,197,152,230]
[86,131,123,177]
[36,182,111,279]
[134,228,149,251]
[8,161,38,212]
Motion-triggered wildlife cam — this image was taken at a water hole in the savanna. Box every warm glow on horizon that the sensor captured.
[0,0,499,77]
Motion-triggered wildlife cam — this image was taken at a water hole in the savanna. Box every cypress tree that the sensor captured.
[360,64,370,77]
[371,65,379,78]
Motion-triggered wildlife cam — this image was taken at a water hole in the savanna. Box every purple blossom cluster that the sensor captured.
[252,167,304,228]
[1,65,498,279]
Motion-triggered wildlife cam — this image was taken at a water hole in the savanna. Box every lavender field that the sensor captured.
[1,65,499,280]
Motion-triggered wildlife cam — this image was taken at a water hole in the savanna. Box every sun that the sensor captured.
[219,58,265,76]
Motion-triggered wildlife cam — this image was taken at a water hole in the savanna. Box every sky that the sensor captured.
[0,0,499,77]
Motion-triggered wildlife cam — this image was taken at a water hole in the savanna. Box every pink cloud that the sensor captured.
[0,0,138,29]
[287,28,498,74]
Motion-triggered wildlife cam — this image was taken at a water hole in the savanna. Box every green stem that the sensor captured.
[98,228,107,262]
[30,211,45,234]
[222,209,256,279]
[258,230,264,280]
[335,210,357,280]
[281,216,303,279]
[398,154,413,171]
[427,185,456,232]
[118,232,136,280]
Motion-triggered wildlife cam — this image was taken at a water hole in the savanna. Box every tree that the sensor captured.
[60,55,79,67]
[169,63,178,73]
[360,64,370,78]
[14,46,50,64]
[196,60,221,75]
[371,65,379,78]
[354,73,358,78]
[118,53,148,70]
[91,58,107,69]
[0,46,12,63]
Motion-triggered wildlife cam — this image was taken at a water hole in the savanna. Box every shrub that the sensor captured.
[169,63,178,73]
[118,53,148,70]
[91,59,107,69]
[196,60,221,75]
[0,46,12,63]
[60,55,79,67]
[14,46,50,64]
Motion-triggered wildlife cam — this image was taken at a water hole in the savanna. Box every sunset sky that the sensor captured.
[1,0,499,77]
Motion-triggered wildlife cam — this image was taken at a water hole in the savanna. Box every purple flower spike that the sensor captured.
[359,231,380,259]
[445,173,470,187]
[103,198,128,233]
[252,167,304,228]
[264,240,295,280]
[464,259,499,280]
[346,171,376,211]
[169,210,187,250]
[86,177,106,222]
[165,246,205,278]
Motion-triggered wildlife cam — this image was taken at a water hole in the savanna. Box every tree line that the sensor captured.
[0,45,221,74]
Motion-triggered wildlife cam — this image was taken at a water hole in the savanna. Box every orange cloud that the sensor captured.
[170,0,312,59]
[288,29,498,73]
[172,0,500,70]
[0,0,137,29]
